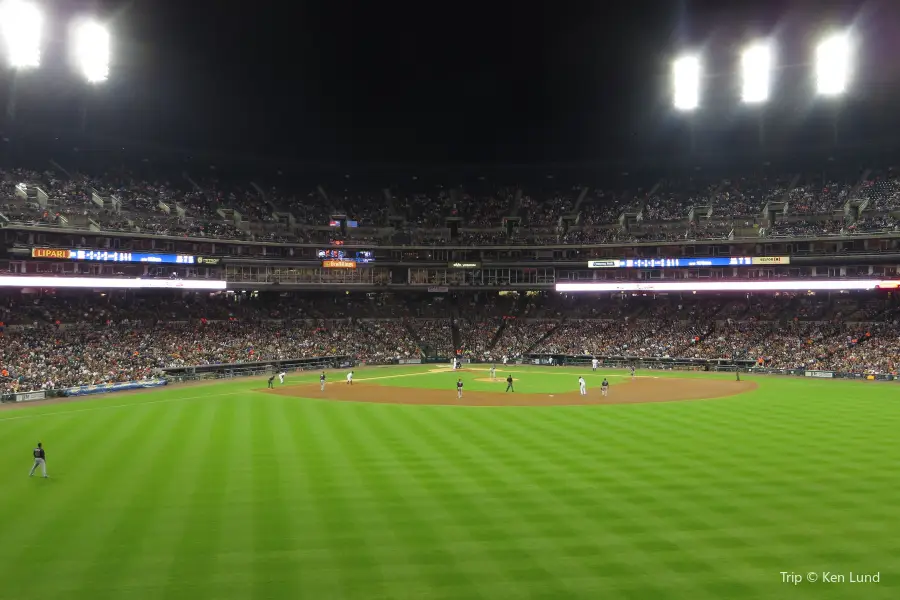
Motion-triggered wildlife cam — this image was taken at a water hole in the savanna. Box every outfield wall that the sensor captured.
[524,354,899,381]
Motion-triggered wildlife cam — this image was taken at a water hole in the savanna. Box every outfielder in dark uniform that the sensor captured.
[456,378,463,399]
[601,378,610,397]
[267,375,275,388]
[320,371,327,391]
[505,375,514,393]
[30,442,48,478]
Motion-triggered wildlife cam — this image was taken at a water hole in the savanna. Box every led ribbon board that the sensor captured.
[0,277,227,290]
[556,280,899,293]
[587,256,789,268]
[32,248,201,264]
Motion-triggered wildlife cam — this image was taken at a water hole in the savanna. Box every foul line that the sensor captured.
[0,391,245,424]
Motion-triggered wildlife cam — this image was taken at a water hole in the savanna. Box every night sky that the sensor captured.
[4,0,900,165]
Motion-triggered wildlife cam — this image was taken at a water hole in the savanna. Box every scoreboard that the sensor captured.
[317,249,374,264]
[588,256,790,268]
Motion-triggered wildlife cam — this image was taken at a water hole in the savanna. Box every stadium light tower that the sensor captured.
[72,19,110,84]
[0,0,43,69]
[672,55,701,111]
[740,42,772,104]
[816,32,851,96]
[70,18,111,133]
[1,0,43,123]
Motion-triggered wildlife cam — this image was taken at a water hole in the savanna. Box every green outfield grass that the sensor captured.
[0,366,898,599]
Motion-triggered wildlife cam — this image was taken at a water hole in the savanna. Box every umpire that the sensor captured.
[505,375,514,393]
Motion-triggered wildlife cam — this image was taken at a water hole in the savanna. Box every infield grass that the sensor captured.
[0,365,898,599]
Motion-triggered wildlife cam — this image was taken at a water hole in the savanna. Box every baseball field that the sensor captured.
[0,365,897,599]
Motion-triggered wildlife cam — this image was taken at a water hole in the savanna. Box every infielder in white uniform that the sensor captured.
[591,358,599,371]
[346,371,354,385]
[489,364,496,380]
[279,371,286,384]
[578,376,587,396]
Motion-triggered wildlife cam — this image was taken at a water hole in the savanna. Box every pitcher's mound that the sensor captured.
[264,377,757,407]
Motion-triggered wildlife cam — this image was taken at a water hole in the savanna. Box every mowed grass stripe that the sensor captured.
[423,407,628,597]
[0,402,127,519]
[248,394,304,599]
[344,404,510,600]
[97,400,212,598]
[0,401,163,599]
[69,401,198,600]
[282,399,346,598]
[388,406,582,598]
[159,396,239,599]
[307,403,402,599]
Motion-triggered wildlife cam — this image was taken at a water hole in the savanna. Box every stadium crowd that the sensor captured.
[3,162,899,245]
[1,291,898,394]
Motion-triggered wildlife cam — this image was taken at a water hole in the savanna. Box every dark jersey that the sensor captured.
[320,374,326,382]
[457,381,463,389]
[601,380,609,388]
[268,376,275,382]
[33,447,45,460]
[506,377,513,384]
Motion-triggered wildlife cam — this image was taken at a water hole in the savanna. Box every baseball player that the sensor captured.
[346,371,354,385]
[505,375,514,393]
[591,357,599,372]
[320,371,326,391]
[267,374,275,389]
[601,378,609,397]
[735,370,741,382]
[630,365,636,380]
[578,376,587,396]
[29,442,48,478]
[456,378,464,399]
[279,371,286,385]
[489,364,496,380]
[502,356,508,366]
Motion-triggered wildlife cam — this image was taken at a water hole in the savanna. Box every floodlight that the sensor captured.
[0,0,43,69]
[72,19,110,83]
[673,55,700,111]
[816,33,851,96]
[741,42,772,104]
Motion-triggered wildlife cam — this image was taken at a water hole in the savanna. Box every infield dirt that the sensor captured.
[264,377,757,406]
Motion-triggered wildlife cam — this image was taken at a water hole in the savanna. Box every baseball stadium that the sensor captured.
[3,0,900,599]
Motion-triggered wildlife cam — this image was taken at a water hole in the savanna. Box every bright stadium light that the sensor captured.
[741,42,772,103]
[72,19,110,83]
[555,280,899,293]
[816,33,851,96]
[0,0,44,69]
[672,55,701,110]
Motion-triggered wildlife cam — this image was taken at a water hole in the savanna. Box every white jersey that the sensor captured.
[592,359,599,369]
[346,372,353,382]
[578,377,586,388]
[279,372,285,383]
